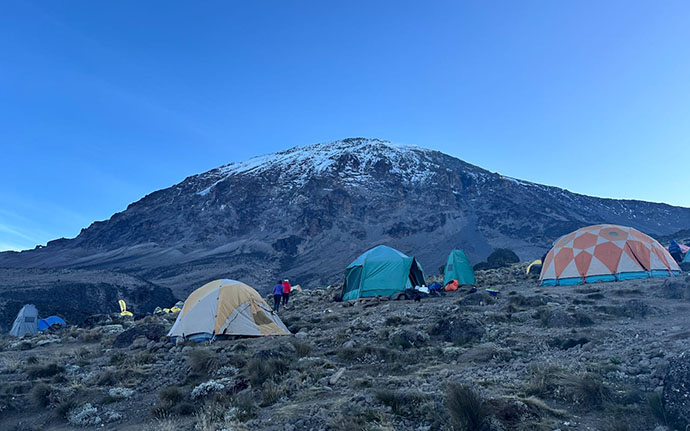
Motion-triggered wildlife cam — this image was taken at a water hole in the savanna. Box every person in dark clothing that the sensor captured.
[669,240,683,263]
[282,279,291,307]
[273,281,284,312]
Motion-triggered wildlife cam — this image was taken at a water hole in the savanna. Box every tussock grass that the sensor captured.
[374,389,428,415]
[55,398,78,419]
[232,391,257,422]
[445,383,488,431]
[525,365,611,409]
[26,363,64,379]
[96,370,117,386]
[186,349,221,374]
[648,393,668,426]
[260,381,286,406]
[29,383,52,407]
[290,340,312,357]
[159,386,185,405]
[245,358,288,386]
[337,345,400,362]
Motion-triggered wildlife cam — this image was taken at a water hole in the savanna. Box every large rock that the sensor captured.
[663,351,690,429]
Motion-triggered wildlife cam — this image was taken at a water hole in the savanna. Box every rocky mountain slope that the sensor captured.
[1,138,689,301]
[2,269,690,430]
[0,269,175,330]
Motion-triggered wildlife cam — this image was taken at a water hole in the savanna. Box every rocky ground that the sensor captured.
[1,264,690,430]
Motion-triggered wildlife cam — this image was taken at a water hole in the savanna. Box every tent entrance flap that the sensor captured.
[409,258,425,286]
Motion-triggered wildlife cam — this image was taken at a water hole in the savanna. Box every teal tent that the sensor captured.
[342,245,426,301]
[443,249,475,285]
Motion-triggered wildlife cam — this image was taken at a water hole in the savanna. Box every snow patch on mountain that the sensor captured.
[195,138,439,195]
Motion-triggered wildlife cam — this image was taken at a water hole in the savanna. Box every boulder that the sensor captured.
[663,350,690,429]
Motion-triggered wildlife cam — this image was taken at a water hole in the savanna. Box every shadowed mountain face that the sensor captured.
[1,138,689,299]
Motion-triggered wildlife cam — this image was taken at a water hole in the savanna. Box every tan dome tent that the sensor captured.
[168,279,290,342]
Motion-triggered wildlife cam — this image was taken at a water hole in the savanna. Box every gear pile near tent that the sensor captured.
[540,224,680,286]
[443,249,475,286]
[342,245,426,301]
[9,304,39,338]
[168,279,290,342]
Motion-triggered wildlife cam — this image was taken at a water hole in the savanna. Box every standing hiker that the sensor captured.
[273,281,284,311]
[282,279,292,307]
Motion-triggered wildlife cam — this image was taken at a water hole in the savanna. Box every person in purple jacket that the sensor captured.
[273,281,284,312]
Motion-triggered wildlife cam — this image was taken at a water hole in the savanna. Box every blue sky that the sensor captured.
[1,1,689,251]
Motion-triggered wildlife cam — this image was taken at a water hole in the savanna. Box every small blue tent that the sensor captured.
[38,316,66,331]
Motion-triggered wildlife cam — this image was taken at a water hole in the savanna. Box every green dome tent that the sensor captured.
[342,245,426,301]
[443,249,475,286]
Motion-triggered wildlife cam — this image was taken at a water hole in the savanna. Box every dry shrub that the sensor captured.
[445,383,488,431]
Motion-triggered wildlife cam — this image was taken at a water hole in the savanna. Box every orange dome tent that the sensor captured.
[540,224,680,286]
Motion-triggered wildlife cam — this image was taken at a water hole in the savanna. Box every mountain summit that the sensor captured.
[2,137,689,298]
